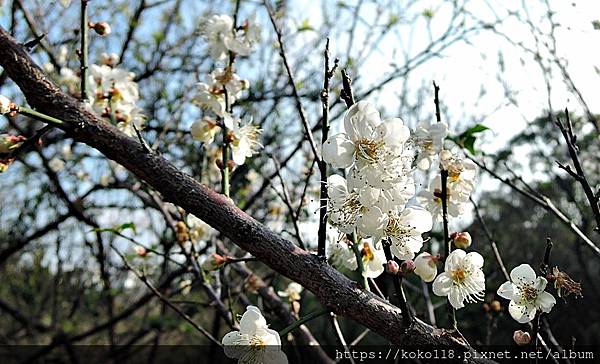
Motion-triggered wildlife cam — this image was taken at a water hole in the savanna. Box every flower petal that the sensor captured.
[464,252,484,269]
[239,306,267,335]
[497,281,518,301]
[448,287,465,309]
[510,264,537,287]
[322,133,355,168]
[536,291,556,313]
[432,272,452,296]
[508,300,536,323]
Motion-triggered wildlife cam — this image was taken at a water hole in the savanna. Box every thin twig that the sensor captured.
[263,0,321,162]
[330,314,355,364]
[111,245,222,346]
[434,81,456,330]
[555,109,600,233]
[79,0,89,102]
[382,241,413,325]
[317,38,338,259]
[468,155,600,259]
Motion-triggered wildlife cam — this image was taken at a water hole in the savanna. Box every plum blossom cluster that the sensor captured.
[200,14,261,61]
[191,14,262,166]
[324,100,488,310]
[51,53,145,137]
[324,101,431,265]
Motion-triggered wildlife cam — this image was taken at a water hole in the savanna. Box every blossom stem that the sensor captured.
[17,106,64,127]
[382,241,413,325]
[79,0,89,102]
[349,232,369,291]
[441,169,457,330]
[278,307,329,337]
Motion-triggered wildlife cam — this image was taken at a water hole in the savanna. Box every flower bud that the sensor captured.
[0,134,26,154]
[490,300,502,312]
[134,246,148,257]
[386,260,400,275]
[400,259,416,275]
[513,330,532,346]
[414,252,438,282]
[201,253,227,272]
[91,22,112,36]
[451,231,472,249]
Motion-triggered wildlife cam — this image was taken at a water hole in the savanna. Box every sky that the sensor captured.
[290,0,600,154]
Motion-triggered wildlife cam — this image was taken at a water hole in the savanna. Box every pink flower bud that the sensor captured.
[386,260,400,275]
[0,134,26,154]
[91,22,111,36]
[451,231,472,249]
[513,330,531,346]
[201,253,227,272]
[134,246,147,257]
[400,259,416,275]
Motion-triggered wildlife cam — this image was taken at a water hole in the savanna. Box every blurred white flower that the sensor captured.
[191,118,220,144]
[48,158,66,172]
[277,282,303,301]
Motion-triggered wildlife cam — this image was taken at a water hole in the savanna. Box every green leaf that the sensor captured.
[454,124,490,155]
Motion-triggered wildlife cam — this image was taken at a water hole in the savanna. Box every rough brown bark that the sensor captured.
[0,27,492,363]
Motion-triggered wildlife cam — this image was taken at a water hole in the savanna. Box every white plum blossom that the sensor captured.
[359,239,386,278]
[322,101,411,189]
[440,151,477,201]
[326,174,376,235]
[416,176,468,221]
[327,233,358,271]
[378,206,433,260]
[191,118,220,144]
[225,115,262,165]
[200,14,261,61]
[200,14,236,60]
[193,68,248,117]
[432,249,485,309]
[86,64,145,136]
[414,252,439,282]
[277,282,303,301]
[412,121,448,170]
[222,306,287,364]
[497,264,556,323]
